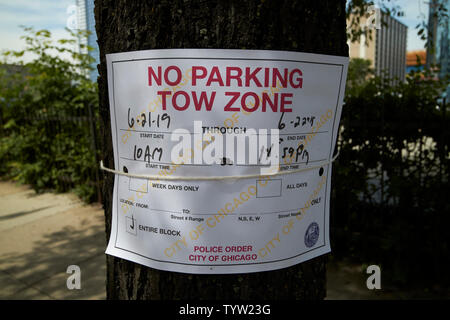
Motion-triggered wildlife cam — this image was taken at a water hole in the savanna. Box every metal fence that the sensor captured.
[330,97,449,285]
[1,103,102,203]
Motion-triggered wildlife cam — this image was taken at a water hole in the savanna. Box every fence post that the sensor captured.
[87,103,102,203]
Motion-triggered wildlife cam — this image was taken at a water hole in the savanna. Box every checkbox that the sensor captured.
[129,178,148,193]
[256,179,282,198]
[126,216,137,236]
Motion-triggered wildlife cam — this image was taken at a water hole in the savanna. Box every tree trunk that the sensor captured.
[95,0,348,300]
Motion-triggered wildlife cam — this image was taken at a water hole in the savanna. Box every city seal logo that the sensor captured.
[304,222,320,248]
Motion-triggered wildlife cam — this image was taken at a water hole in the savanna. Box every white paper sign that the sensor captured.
[105,49,348,274]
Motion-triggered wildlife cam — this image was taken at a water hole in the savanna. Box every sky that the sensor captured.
[389,0,430,51]
[0,0,431,62]
[0,0,74,61]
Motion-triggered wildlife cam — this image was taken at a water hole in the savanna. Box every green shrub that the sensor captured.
[0,27,99,202]
[331,59,450,288]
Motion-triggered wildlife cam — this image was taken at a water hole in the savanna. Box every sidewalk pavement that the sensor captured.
[0,181,106,300]
[0,180,396,300]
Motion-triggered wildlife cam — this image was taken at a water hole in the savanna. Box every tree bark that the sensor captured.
[95,0,348,300]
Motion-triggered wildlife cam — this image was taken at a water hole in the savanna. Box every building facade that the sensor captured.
[427,0,449,99]
[76,0,99,81]
[348,12,408,81]
[406,50,427,74]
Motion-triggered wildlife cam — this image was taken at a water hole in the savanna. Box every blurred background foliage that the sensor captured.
[332,57,450,290]
[0,27,100,202]
[0,24,449,292]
